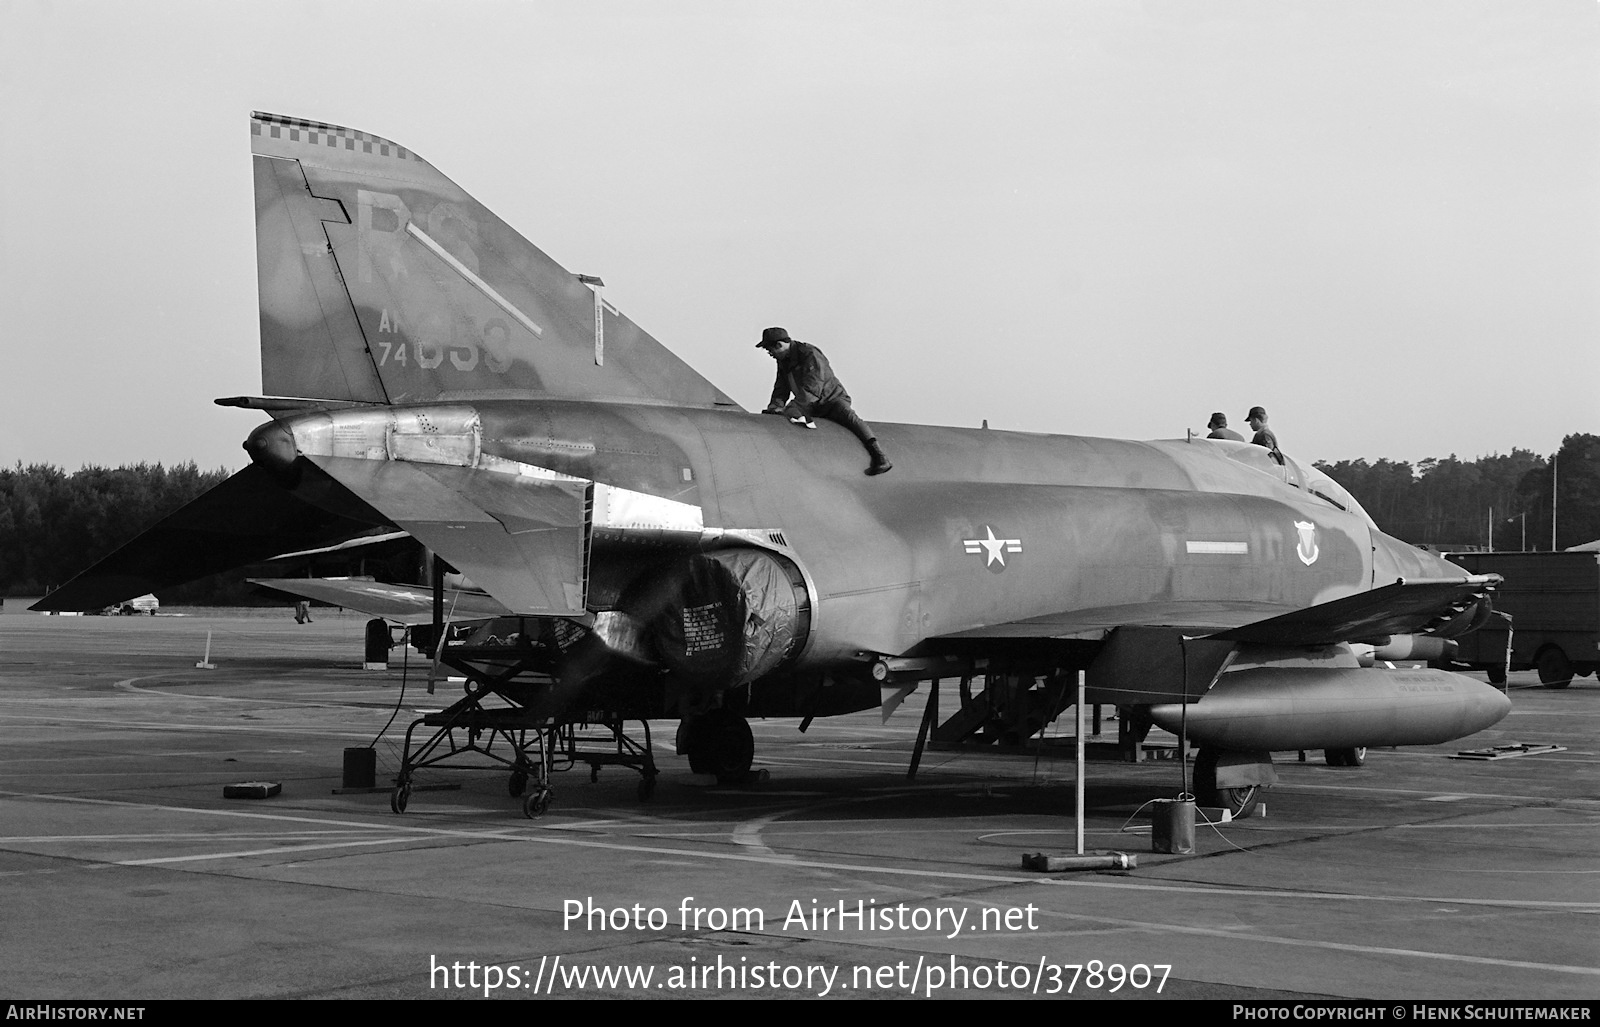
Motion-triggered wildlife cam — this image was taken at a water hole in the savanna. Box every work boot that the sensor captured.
[865,441,892,476]
[789,416,816,429]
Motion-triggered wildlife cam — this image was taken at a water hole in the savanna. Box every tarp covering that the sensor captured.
[624,548,806,687]
[706,548,804,684]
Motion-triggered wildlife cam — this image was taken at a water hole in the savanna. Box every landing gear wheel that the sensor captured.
[1323,747,1367,767]
[1537,649,1573,689]
[636,774,657,802]
[1192,749,1262,819]
[508,769,528,797]
[683,708,755,783]
[1486,665,1507,686]
[523,786,553,819]
[1211,783,1259,818]
[390,782,411,814]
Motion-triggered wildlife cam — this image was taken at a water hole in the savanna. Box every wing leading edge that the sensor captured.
[928,577,1498,651]
[1206,577,1500,647]
[248,577,511,621]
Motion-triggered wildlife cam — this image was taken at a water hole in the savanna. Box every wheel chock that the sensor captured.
[223,781,281,799]
[1022,851,1136,872]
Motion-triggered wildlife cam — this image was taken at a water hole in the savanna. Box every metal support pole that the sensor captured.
[1076,669,1086,855]
[428,554,445,695]
[908,679,939,781]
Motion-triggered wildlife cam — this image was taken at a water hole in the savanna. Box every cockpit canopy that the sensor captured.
[1210,439,1376,528]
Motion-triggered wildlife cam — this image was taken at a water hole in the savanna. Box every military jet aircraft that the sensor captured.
[35,112,1509,817]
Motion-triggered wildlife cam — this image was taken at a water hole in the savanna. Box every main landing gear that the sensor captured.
[1323,747,1367,767]
[1191,748,1267,819]
[678,707,754,783]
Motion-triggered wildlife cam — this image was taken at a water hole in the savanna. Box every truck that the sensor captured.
[1445,551,1600,688]
[101,593,160,616]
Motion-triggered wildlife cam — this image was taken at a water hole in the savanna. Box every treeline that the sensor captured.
[1314,433,1600,551]
[0,463,240,600]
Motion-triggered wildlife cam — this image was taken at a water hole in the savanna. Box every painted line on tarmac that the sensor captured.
[731,811,801,860]
[759,755,917,770]
[5,789,1595,920]
[0,749,307,763]
[113,677,398,712]
[1025,910,1600,979]
[806,901,1600,980]
[116,836,437,865]
[0,712,375,739]
[1281,780,1600,805]
[0,830,391,843]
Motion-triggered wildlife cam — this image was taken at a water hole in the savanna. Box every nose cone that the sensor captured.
[244,420,299,476]
[1467,678,1513,733]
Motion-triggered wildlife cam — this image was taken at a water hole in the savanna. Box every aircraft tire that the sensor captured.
[1486,665,1507,685]
[637,774,657,802]
[1323,747,1366,767]
[1217,784,1259,818]
[508,770,528,797]
[1537,648,1573,689]
[683,708,754,782]
[1192,749,1262,819]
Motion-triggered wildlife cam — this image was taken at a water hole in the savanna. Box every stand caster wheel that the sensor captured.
[523,786,553,819]
[390,782,411,814]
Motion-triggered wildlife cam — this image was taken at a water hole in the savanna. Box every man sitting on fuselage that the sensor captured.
[757,327,891,476]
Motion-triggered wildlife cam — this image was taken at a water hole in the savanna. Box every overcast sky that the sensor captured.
[3,0,1595,474]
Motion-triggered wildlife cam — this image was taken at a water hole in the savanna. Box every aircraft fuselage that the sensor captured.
[258,397,1457,667]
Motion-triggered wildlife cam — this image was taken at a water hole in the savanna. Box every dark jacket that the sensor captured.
[769,341,850,413]
[1252,426,1284,464]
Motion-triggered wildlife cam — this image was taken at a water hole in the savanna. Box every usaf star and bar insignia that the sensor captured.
[963,526,1023,572]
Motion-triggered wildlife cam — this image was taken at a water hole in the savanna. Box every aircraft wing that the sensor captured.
[31,464,385,612]
[929,578,1497,650]
[248,577,511,621]
[1205,576,1500,646]
[930,599,1294,645]
[268,530,412,561]
[930,577,1497,649]
[921,578,1498,705]
[304,456,592,617]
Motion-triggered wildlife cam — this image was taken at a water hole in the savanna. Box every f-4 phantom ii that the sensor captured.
[36,112,1510,817]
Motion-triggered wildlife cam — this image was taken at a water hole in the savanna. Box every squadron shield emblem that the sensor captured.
[1294,520,1320,566]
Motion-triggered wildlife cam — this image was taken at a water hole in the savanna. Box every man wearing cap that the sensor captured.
[1245,406,1284,464]
[756,327,892,475]
[1205,412,1244,441]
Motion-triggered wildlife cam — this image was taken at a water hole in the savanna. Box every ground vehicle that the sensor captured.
[1446,551,1600,688]
[103,593,159,616]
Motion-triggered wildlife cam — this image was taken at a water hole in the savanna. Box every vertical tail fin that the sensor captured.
[251,112,738,409]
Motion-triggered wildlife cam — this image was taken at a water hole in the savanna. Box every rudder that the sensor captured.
[250,112,738,409]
